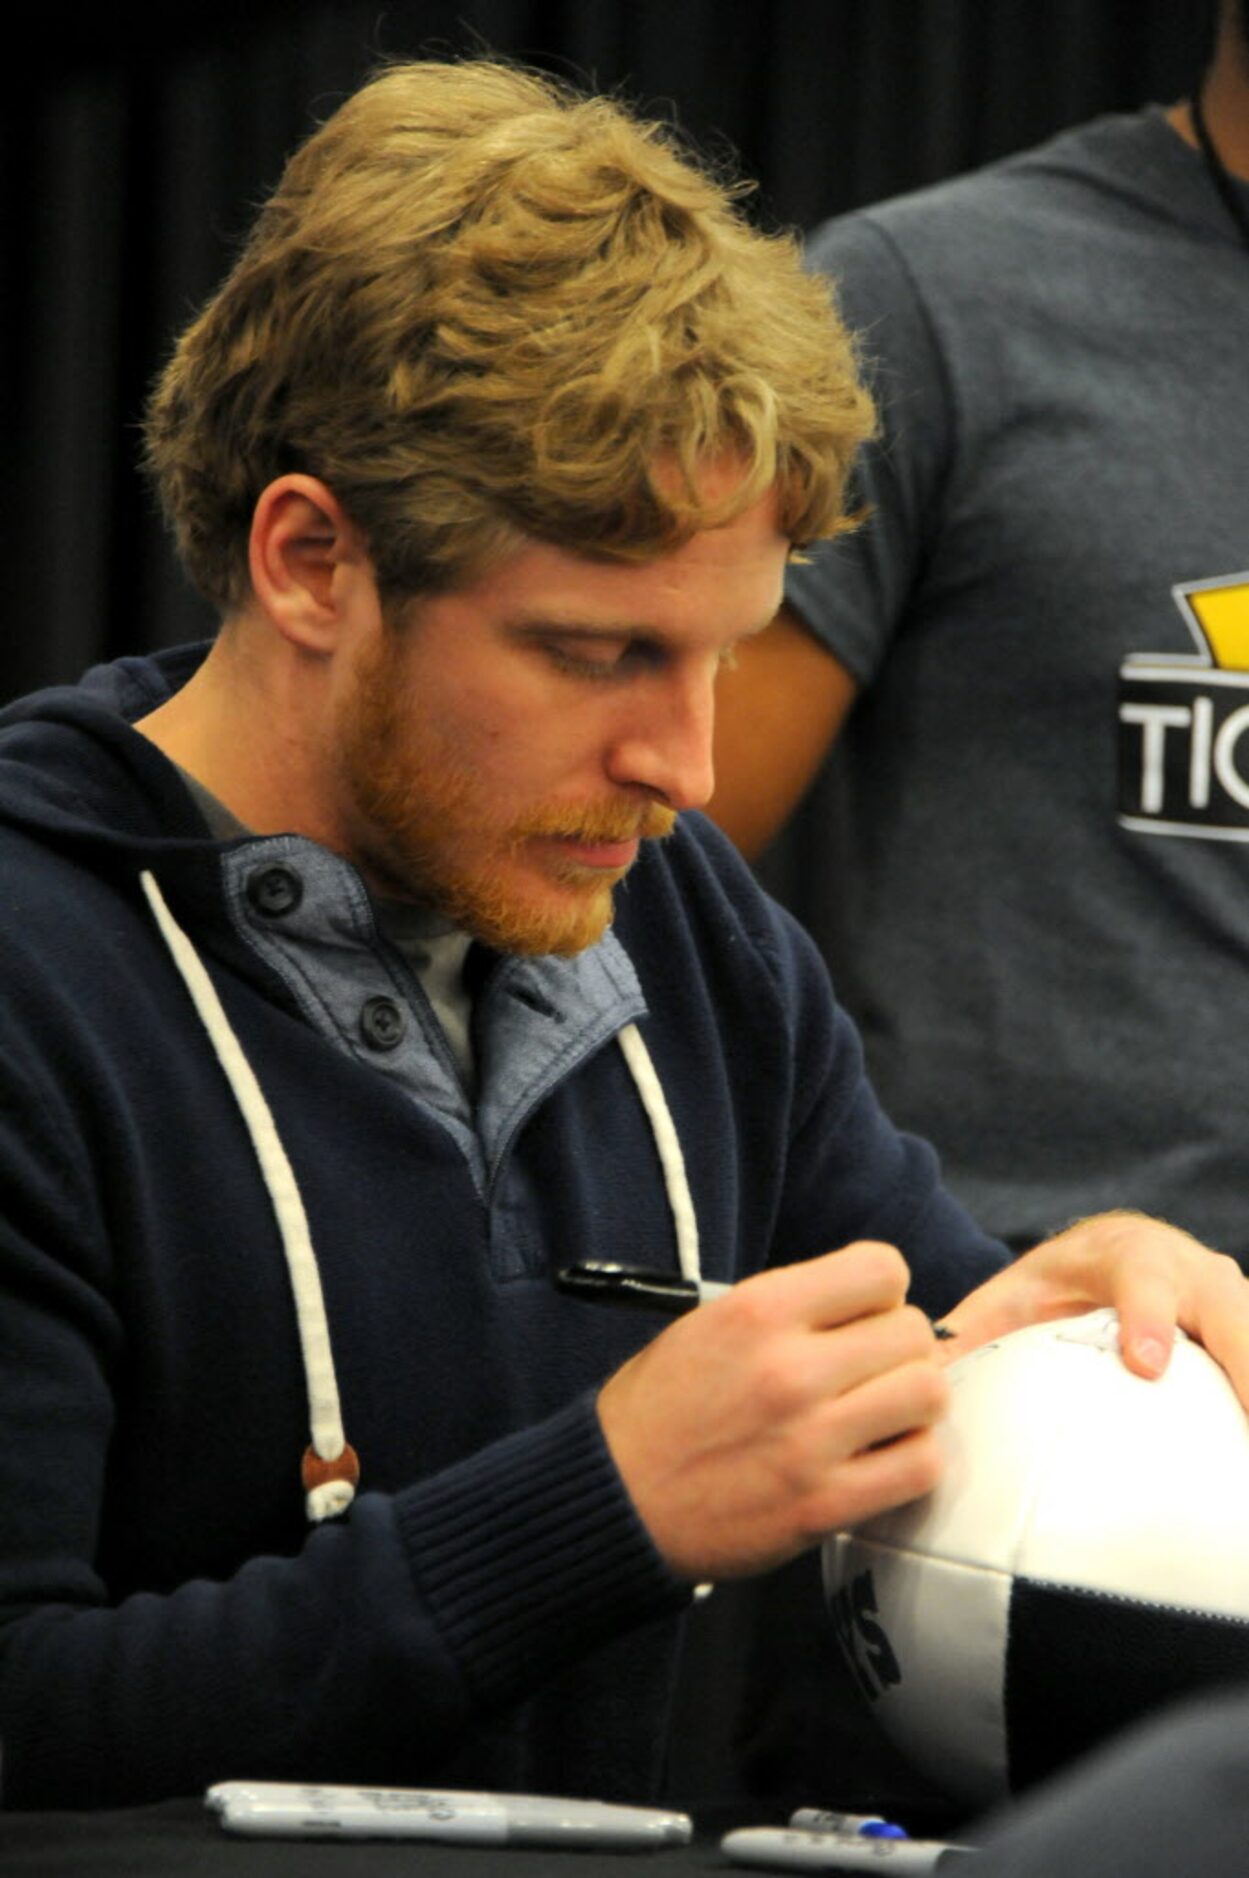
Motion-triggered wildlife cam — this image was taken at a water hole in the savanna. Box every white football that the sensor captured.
[823,1308,1249,1809]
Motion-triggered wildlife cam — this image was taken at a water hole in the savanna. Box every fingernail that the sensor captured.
[1132,1336,1169,1377]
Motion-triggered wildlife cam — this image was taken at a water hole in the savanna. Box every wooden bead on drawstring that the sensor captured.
[301,1441,361,1493]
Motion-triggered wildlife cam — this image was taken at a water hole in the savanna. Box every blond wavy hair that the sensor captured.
[145,59,874,613]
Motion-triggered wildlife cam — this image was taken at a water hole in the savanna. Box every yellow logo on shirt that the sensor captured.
[1119,574,1249,839]
[1183,577,1249,672]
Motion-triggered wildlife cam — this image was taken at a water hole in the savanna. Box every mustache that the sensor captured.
[510,801,678,845]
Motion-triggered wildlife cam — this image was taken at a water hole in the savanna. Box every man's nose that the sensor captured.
[604,663,718,812]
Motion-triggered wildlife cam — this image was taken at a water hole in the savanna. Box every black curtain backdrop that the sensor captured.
[3,0,1216,705]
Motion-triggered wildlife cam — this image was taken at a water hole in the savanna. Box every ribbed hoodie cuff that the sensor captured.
[394,1393,690,1712]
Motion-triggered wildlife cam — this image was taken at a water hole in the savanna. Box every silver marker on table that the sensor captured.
[206,1781,692,1848]
[722,1826,976,1871]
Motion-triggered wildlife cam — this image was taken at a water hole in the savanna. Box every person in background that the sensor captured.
[710,0,1249,1262]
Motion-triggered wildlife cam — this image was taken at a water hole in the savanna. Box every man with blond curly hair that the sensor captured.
[0,58,1245,1814]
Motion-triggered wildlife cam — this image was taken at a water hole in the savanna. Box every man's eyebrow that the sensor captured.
[507,612,779,643]
[509,620,647,638]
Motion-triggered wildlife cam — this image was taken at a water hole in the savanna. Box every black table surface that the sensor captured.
[0,1799,771,1877]
[0,1570,968,1874]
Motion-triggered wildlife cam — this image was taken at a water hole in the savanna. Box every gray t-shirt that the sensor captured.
[778,108,1249,1255]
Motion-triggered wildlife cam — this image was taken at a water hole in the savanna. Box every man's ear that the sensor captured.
[247,475,374,653]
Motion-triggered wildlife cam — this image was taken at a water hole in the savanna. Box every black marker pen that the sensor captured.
[554,1260,729,1315]
[555,1261,957,1345]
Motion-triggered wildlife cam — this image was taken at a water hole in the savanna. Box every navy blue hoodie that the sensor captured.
[0,646,1004,1808]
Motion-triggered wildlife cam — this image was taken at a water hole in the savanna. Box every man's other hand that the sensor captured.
[940,1211,1249,1410]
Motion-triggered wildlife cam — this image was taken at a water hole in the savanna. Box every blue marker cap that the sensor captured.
[788,1810,912,1839]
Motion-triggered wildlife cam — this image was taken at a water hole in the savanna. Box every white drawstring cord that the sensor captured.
[616,1022,701,1285]
[140,870,357,1521]
[140,872,701,1525]
[617,1020,715,1601]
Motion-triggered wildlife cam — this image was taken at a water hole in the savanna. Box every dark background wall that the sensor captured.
[3,0,1216,704]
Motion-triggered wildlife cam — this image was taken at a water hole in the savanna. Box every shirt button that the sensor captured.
[360,995,406,1051]
[246,864,304,918]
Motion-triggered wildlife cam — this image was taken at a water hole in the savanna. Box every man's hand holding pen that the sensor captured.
[588,1214,1249,1586]
[594,1242,948,1583]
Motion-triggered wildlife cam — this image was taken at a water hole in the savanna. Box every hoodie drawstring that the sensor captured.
[615,1022,700,1283]
[140,871,358,1520]
[140,869,700,1523]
